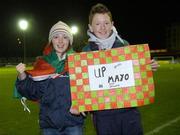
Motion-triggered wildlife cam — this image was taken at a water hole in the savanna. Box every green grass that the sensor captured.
[0,64,180,135]
[140,64,180,135]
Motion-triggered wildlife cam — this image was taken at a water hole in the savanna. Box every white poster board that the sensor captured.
[88,60,135,91]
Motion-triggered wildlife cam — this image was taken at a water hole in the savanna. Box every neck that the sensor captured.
[56,52,66,61]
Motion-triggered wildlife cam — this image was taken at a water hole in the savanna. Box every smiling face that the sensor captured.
[51,33,70,57]
[89,13,113,39]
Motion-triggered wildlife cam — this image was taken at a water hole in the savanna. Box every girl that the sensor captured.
[16,21,84,135]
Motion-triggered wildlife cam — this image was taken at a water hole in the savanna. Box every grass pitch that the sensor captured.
[0,64,180,135]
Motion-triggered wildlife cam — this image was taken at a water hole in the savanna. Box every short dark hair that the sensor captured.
[89,3,113,24]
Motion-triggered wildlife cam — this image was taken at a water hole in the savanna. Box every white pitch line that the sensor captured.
[145,116,180,135]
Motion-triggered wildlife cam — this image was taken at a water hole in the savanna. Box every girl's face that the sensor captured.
[52,33,70,56]
[89,13,113,39]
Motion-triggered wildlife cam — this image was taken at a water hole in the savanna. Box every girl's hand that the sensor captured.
[16,63,27,80]
[16,63,26,73]
[70,107,86,117]
[70,108,80,115]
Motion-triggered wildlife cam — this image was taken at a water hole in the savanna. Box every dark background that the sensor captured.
[0,0,179,58]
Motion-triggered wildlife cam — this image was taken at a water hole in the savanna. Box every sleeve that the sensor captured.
[15,76,49,101]
[82,44,91,52]
[13,84,22,99]
[123,39,130,46]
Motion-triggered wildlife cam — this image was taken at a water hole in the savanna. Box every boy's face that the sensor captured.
[89,13,113,39]
[52,33,70,55]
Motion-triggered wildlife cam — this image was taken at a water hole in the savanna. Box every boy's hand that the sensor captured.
[149,59,160,71]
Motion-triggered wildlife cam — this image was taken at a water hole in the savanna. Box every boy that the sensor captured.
[83,3,158,135]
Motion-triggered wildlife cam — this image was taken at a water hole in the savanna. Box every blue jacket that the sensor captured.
[16,74,84,131]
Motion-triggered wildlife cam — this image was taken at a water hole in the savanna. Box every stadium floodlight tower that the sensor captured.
[71,25,78,35]
[18,19,28,63]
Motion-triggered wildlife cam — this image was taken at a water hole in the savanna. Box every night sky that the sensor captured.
[0,0,179,58]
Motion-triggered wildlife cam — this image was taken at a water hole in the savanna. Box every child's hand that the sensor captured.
[149,59,160,71]
[16,63,26,74]
[16,63,27,80]
[70,107,86,117]
[70,108,80,115]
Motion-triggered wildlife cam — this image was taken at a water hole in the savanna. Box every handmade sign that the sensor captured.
[68,44,155,112]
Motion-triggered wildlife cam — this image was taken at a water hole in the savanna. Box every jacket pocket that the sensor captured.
[64,112,84,126]
[47,109,66,130]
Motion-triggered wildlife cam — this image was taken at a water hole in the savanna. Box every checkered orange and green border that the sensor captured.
[68,44,155,112]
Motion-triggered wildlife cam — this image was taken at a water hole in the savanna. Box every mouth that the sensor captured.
[56,44,64,49]
[99,31,107,35]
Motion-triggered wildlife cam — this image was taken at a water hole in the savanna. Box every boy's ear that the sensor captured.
[88,24,93,32]
[111,21,114,30]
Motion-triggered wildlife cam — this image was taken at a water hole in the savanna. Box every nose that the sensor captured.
[58,36,63,43]
[100,24,105,30]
